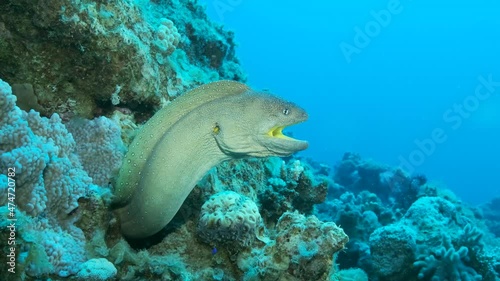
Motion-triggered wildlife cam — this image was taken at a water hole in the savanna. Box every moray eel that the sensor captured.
[114,80,308,238]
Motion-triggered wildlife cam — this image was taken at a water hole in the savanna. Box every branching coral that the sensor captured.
[414,236,482,281]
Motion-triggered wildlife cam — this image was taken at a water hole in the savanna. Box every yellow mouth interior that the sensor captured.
[267,126,293,140]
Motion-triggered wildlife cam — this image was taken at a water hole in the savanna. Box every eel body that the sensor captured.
[114,81,308,238]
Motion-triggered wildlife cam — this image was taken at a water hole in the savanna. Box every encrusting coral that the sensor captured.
[0,0,245,118]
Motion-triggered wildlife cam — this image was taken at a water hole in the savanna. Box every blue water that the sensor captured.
[202,0,500,205]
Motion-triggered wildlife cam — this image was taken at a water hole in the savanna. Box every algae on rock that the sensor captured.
[0,0,245,118]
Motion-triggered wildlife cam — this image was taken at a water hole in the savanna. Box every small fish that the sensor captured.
[211,247,218,255]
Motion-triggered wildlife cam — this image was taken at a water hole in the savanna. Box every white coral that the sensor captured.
[76,258,117,281]
[289,160,304,181]
[154,18,180,55]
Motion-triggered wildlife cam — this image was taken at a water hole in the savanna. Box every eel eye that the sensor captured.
[283,108,290,115]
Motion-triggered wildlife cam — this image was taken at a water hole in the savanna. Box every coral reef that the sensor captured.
[1,0,499,280]
[319,152,500,281]
[1,73,348,280]
[0,0,245,118]
[333,152,422,209]
[237,211,348,281]
[0,0,346,277]
[201,157,328,222]
[480,196,500,237]
[2,65,500,280]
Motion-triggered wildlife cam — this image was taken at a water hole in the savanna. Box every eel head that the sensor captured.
[214,92,309,157]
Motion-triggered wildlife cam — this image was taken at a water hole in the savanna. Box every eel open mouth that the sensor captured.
[267,125,304,142]
[268,126,291,139]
